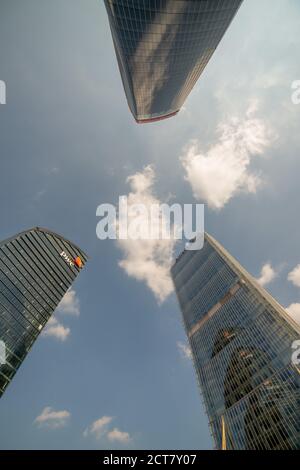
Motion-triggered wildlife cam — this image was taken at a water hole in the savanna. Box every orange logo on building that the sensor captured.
[74,257,83,268]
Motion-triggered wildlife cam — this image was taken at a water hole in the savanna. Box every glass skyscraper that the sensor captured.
[104,0,243,123]
[171,233,300,450]
[0,227,87,398]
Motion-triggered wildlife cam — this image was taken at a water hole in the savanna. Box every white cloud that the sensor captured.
[286,303,300,325]
[84,417,131,445]
[116,165,176,303]
[83,416,113,439]
[288,265,300,288]
[181,102,273,210]
[34,407,70,429]
[107,428,131,444]
[42,289,80,341]
[42,316,70,341]
[34,189,47,201]
[256,263,277,287]
[177,341,192,360]
[57,288,80,316]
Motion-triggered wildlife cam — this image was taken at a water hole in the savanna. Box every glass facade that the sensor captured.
[0,227,87,398]
[104,0,243,123]
[171,233,300,450]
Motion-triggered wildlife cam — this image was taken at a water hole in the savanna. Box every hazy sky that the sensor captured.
[0,0,300,450]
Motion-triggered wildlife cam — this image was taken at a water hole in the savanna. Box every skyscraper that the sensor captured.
[0,227,87,398]
[104,0,243,123]
[171,233,300,450]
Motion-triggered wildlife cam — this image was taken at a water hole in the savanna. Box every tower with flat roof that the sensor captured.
[171,233,300,450]
[0,227,87,397]
[104,0,243,123]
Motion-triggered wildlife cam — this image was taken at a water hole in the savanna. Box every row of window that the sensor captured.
[211,365,300,449]
[107,0,242,19]
[0,229,86,397]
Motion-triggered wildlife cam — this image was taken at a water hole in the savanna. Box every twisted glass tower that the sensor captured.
[104,0,243,123]
[0,227,87,398]
[171,233,300,450]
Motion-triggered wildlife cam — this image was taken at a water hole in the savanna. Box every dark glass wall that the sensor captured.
[171,234,300,450]
[0,227,87,397]
[105,0,243,122]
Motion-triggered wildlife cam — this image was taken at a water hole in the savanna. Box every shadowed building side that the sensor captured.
[171,233,300,450]
[0,227,87,398]
[104,0,244,123]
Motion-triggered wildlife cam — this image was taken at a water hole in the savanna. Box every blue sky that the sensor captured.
[0,0,300,450]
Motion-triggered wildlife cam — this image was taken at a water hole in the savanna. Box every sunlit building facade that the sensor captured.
[0,227,87,397]
[171,233,300,450]
[104,0,243,123]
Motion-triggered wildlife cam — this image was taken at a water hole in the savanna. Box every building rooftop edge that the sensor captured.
[171,232,209,268]
[206,233,300,335]
[0,227,88,259]
[135,110,179,124]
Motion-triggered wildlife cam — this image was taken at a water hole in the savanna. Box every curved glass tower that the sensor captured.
[171,233,300,450]
[104,0,243,123]
[0,227,87,398]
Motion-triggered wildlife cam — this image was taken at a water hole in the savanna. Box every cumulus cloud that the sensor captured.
[57,288,80,316]
[177,341,192,360]
[34,407,70,429]
[42,316,70,341]
[42,289,81,341]
[181,102,274,210]
[288,265,300,288]
[116,165,176,303]
[107,428,131,444]
[256,263,277,287]
[83,416,113,439]
[84,416,131,445]
[286,303,300,325]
